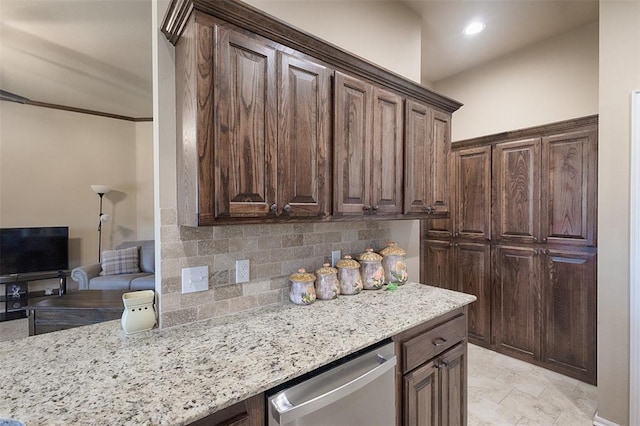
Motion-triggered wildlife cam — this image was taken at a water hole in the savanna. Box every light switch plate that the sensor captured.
[331,250,341,267]
[236,259,250,283]
[181,266,209,294]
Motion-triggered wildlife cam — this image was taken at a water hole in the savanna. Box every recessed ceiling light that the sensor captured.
[463,22,486,36]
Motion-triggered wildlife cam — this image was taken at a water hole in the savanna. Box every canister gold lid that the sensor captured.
[379,241,406,256]
[336,255,360,269]
[358,248,383,262]
[316,262,338,275]
[288,268,316,282]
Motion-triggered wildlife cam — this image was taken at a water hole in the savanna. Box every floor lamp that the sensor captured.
[91,185,111,262]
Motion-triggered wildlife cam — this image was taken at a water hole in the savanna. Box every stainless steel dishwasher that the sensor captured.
[266,340,396,426]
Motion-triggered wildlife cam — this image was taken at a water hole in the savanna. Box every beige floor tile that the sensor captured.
[468,396,523,425]
[468,344,597,426]
[493,368,550,398]
[553,409,594,425]
[468,375,513,404]
[499,388,563,424]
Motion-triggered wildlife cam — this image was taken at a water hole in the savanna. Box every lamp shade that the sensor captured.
[91,185,111,194]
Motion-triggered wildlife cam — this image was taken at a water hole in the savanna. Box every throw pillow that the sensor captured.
[101,246,141,276]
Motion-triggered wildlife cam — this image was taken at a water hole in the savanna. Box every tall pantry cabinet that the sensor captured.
[422,116,598,384]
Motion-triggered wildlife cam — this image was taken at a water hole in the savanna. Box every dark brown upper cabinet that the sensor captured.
[165,4,462,226]
[493,138,541,244]
[541,129,597,247]
[405,100,452,216]
[277,52,332,218]
[215,27,278,220]
[453,146,492,241]
[175,19,331,225]
[334,71,403,216]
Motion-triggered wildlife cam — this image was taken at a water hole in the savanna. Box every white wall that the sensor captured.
[135,121,154,240]
[245,0,422,84]
[434,22,598,141]
[0,102,154,278]
[597,2,640,424]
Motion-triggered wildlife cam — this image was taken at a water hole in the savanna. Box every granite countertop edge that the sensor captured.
[0,283,475,426]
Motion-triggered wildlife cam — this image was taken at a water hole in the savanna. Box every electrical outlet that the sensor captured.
[236,259,250,283]
[181,266,209,294]
[331,250,341,267]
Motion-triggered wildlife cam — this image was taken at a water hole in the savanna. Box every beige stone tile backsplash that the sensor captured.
[159,208,391,328]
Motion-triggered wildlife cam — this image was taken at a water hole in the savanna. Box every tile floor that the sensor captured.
[468,344,597,425]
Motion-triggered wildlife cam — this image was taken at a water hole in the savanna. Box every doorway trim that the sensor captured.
[630,89,640,426]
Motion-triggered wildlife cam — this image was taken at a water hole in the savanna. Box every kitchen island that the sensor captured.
[0,283,475,425]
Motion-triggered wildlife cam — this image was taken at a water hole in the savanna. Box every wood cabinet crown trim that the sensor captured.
[451,114,598,150]
[161,0,463,113]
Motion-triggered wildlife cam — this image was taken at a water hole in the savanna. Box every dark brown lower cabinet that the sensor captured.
[396,308,468,426]
[542,248,597,384]
[423,241,596,384]
[491,245,596,384]
[423,240,491,348]
[189,394,264,426]
[492,245,541,364]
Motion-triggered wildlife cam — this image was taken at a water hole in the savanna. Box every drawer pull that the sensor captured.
[432,337,447,346]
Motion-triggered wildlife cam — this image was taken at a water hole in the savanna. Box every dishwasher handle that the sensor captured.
[270,352,397,425]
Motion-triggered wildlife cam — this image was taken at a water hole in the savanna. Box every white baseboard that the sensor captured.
[593,412,621,426]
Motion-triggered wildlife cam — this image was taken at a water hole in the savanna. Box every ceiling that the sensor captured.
[0,0,153,118]
[401,0,599,84]
[0,0,598,118]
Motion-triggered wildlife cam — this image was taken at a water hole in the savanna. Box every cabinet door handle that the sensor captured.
[363,205,372,213]
[533,237,538,242]
[542,237,548,243]
[449,242,454,247]
[454,232,459,237]
[373,205,379,212]
[270,203,278,214]
[283,204,291,213]
[432,337,447,346]
[449,232,453,237]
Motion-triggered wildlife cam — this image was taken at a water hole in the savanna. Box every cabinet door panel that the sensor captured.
[427,110,451,214]
[423,240,454,290]
[372,87,403,214]
[456,243,491,346]
[216,28,277,218]
[542,249,596,384]
[278,53,331,217]
[334,71,372,215]
[455,146,491,241]
[493,245,540,362]
[404,360,438,426]
[541,129,597,246]
[493,138,540,243]
[404,100,430,214]
[177,20,213,225]
[439,344,466,426]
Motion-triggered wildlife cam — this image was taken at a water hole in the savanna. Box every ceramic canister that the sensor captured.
[315,263,339,300]
[358,248,385,290]
[289,268,317,305]
[379,242,408,285]
[336,255,363,295]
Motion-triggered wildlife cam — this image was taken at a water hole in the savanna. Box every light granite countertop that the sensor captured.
[0,283,475,425]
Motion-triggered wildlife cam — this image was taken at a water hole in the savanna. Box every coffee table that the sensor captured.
[27,290,127,336]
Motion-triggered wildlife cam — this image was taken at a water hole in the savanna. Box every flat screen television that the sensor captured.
[0,227,69,276]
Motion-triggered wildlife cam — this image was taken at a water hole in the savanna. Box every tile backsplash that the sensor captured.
[159,209,391,328]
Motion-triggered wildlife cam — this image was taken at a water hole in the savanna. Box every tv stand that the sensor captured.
[0,270,70,322]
